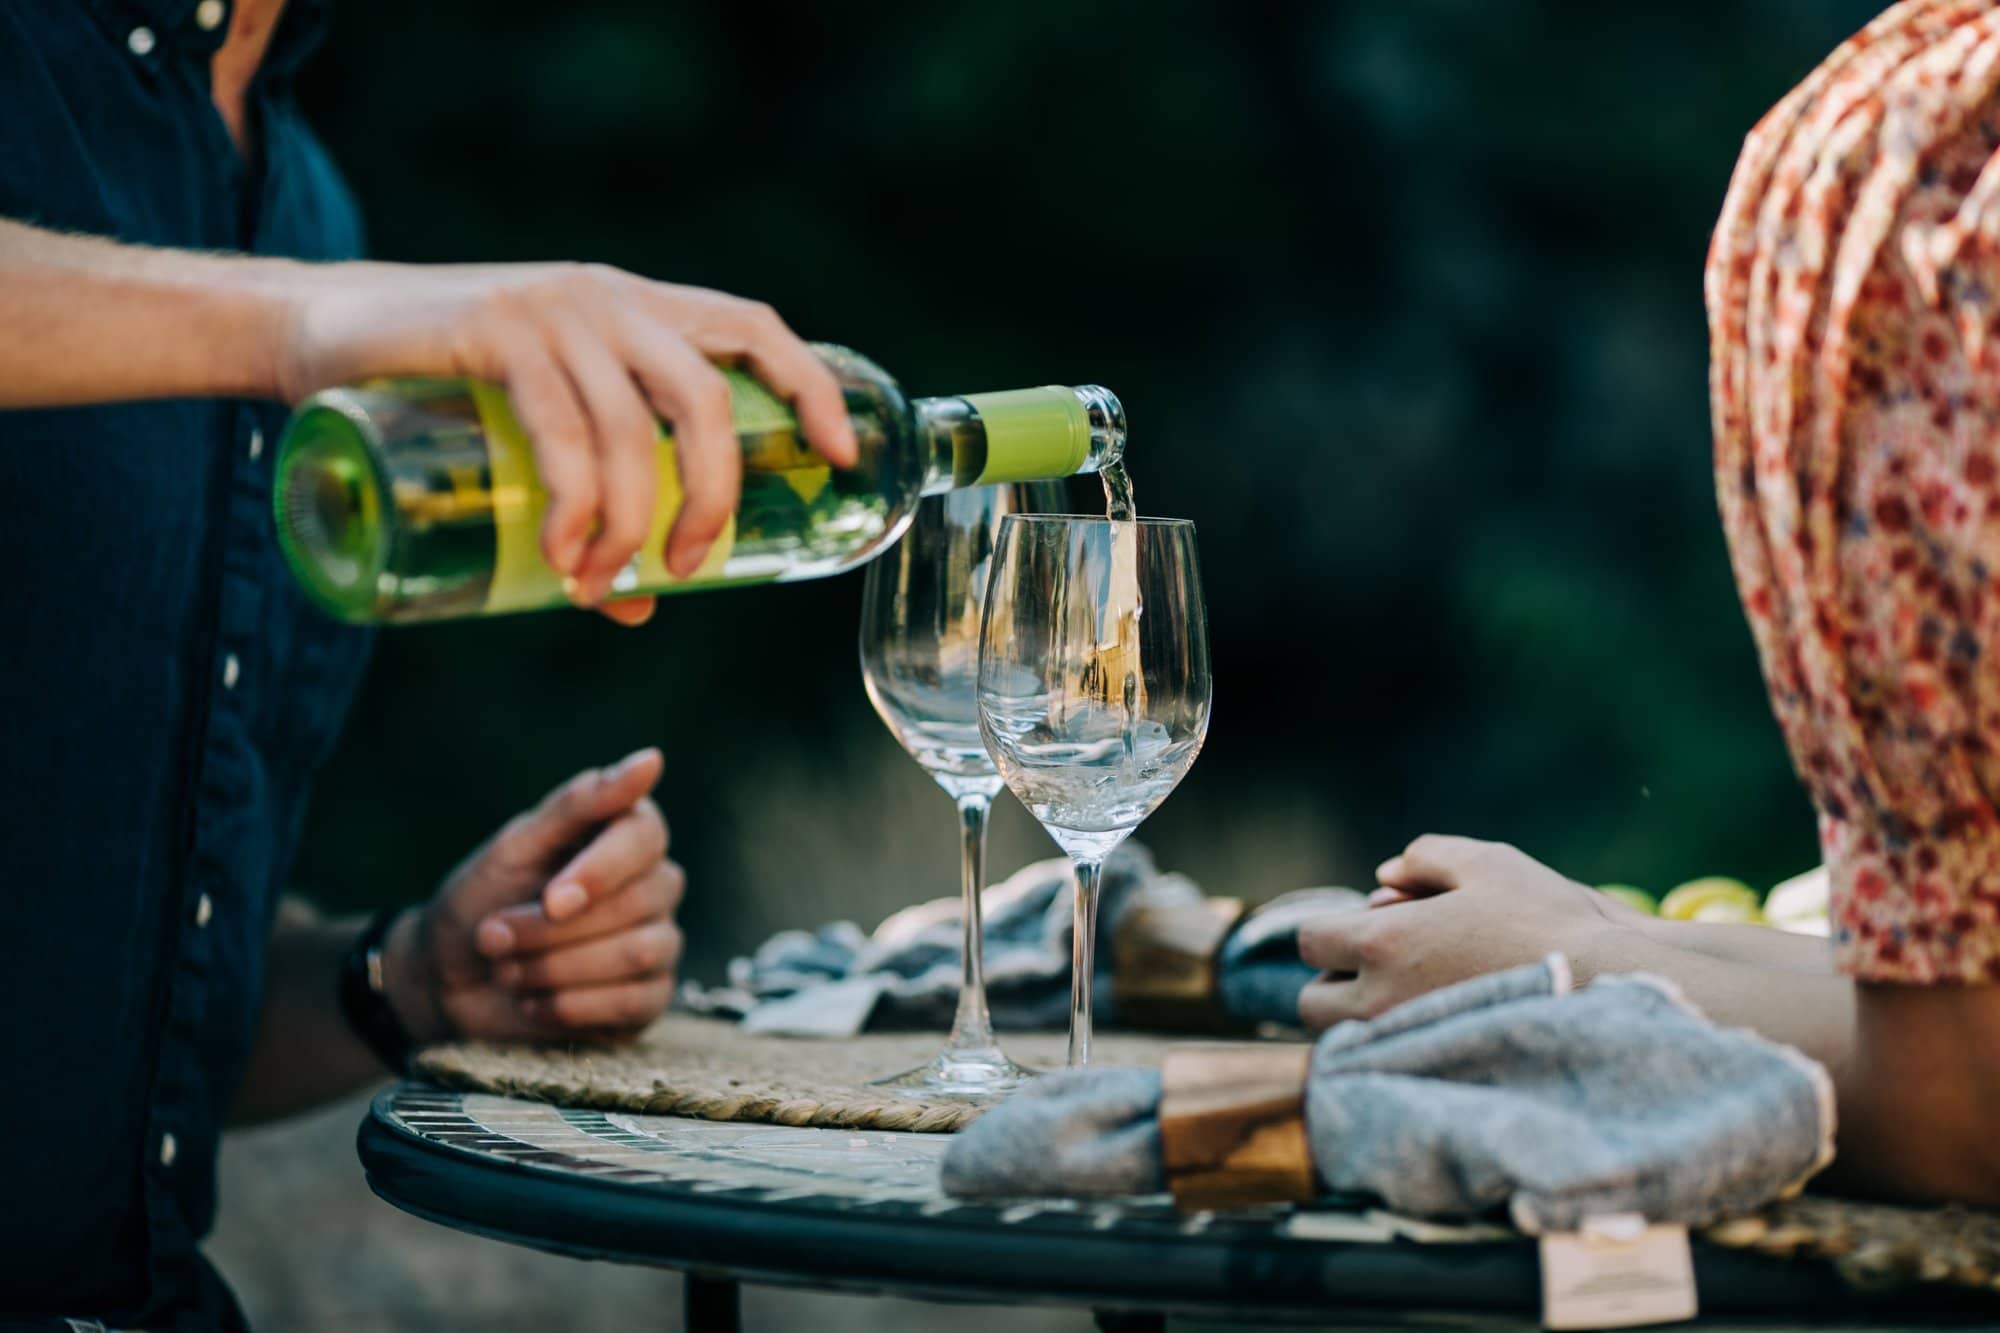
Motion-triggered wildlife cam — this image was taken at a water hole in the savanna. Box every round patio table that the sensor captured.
[358,1081,2000,1331]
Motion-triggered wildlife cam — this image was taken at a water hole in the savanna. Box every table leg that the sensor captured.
[1093,1312,1165,1333]
[684,1275,741,1333]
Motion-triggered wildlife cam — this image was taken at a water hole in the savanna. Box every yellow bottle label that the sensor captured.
[471,381,740,612]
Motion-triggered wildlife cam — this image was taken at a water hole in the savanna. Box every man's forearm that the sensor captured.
[230,898,399,1126]
[0,217,299,407]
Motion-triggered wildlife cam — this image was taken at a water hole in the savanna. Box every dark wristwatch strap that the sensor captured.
[339,906,415,1075]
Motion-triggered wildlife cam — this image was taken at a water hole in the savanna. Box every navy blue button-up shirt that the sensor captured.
[0,1,372,1326]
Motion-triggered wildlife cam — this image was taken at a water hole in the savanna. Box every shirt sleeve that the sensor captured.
[1710,12,2000,984]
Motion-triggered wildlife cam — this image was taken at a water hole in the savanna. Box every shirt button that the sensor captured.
[223,653,241,690]
[196,894,213,928]
[127,26,156,55]
[159,1133,178,1167]
[195,0,227,30]
[248,427,265,462]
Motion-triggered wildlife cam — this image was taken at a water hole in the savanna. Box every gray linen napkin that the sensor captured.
[941,957,1835,1232]
[683,845,1355,1035]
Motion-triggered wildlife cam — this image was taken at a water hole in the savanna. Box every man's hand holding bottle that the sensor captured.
[270,261,860,621]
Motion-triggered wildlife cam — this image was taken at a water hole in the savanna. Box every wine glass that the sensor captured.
[977,516,1210,1067]
[859,482,1063,1097]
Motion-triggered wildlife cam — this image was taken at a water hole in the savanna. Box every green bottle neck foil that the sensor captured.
[923,384,1124,492]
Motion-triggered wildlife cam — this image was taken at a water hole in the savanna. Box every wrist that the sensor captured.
[159,250,318,401]
[235,256,324,403]
[378,907,450,1047]
[1559,914,1650,989]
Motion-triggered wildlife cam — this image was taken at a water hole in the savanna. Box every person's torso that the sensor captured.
[0,1,372,1325]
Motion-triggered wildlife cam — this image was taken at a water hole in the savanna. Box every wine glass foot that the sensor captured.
[871,1045,1038,1100]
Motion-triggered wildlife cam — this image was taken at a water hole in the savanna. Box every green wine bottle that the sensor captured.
[273,344,1124,624]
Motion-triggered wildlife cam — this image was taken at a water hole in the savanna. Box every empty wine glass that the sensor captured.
[859,482,1063,1097]
[977,516,1210,1067]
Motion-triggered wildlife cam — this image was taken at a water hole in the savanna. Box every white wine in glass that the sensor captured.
[977,514,1210,1068]
[860,482,1067,1097]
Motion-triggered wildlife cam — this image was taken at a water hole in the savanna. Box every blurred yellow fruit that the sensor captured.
[1659,877,1763,924]
[1689,897,1762,924]
[1597,884,1658,915]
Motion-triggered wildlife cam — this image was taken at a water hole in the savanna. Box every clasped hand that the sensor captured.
[380,748,686,1044]
[1297,835,1640,1030]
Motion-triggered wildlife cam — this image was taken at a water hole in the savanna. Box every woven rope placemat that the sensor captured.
[414,1012,1176,1132]
[1705,1194,2000,1292]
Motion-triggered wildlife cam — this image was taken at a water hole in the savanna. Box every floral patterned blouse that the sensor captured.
[1708,0,2000,983]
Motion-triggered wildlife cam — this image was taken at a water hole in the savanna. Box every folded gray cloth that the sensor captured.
[939,1067,1166,1199]
[1218,888,1354,1025]
[683,845,1361,1035]
[943,957,1836,1233]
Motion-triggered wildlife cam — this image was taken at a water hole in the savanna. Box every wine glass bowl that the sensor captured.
[977,515,1210,1067]
[860,515,1003,792]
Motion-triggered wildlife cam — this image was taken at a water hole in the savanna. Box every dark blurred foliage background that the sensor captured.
[290,0,1887,981]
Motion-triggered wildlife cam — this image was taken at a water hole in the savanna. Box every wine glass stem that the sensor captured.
[1068,856,1105,1069]
[944,792,997,1055]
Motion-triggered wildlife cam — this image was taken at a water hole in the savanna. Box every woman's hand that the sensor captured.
[274,261,859,621]
[1297,835,1630,1031]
